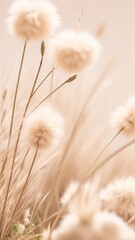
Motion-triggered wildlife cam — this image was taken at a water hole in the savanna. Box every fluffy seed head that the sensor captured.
[17,224,25,234]
[24,105,64,149]
[52,30,100,72]
[42,229,50,240]
[100,177,135,228]
[51,211,135,240]
[60,181,79,206]
[23,208,30,225]
[7,0,60,39]
[111,96,135,134]
[62,181,100,224]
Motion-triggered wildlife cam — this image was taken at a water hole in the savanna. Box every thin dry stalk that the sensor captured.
[14,178,48,223]
[0,87,8,135]
[85,139,135,181]
[11,41,45,163]
[19,210,63,240]
[0,39,27,232]
[2,42,45,230]
[32,67,56,97]
[52,57,115,192]
[11,145,39,221]
[0,40,27,178]
[51,58,123,232]
[12,152,60,222]
[50,65,55,101]
[28,74,77,114]
[76,9,84,32]
[42,59,115,232]
[30,191,50,223]
[95,23,106,38]
[89,128,123,170]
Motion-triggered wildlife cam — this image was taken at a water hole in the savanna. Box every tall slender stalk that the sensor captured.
[0,39,27,231]
[0,40,27,176]
[1,41,44,233]
[89,128,123,170]
[76,9,84,32]
[11,146,39,220]
[28,74,77,115]
[50,65,55,101]
[44,58,116,231]
[32,67,56,97]
[85,139,135,181]
[51,58,115,191]
[8,42,45,219]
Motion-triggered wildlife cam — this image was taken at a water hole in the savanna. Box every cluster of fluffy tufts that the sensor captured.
[49,211,135,240]
[41,181,135,240]
[24,105,64,149]
[111,96,135,134]
[51,30,100,72]
[7,0,60,39]
[100,177,135,228]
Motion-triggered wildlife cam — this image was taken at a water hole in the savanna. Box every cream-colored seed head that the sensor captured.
[51,211,135,240]
[24,105,64,149]
[100,177,135,228]
[48,180,135,240]
[42,229,51,240]
[7,0,60,39]
[111,96,135,134]
[60,181,79,206]
[52,30,100,72]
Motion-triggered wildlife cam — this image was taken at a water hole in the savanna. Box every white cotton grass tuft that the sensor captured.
[60,181,79,206]
[23,208,30,225]
[42,229,50,240]
[24,105,64,149]
[7,0,60,39]
[100,177,135,228]
[48,181,135,240]
[51,30,100,72]
[111,96,135,134]
[62,181,100,223]
[91,211,135,240]
[50,211,135,240]
[17,224,25,235]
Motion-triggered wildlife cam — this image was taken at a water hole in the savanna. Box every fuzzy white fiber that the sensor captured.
[24,105,64,149]
[100,177,135,228]
[111,96,135,134]
[7,0,60,39]
[50,211,135,240]
[60,181,79,206]
[51,30,100,72]
[42,229,50,240]
[69,182,98,217]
